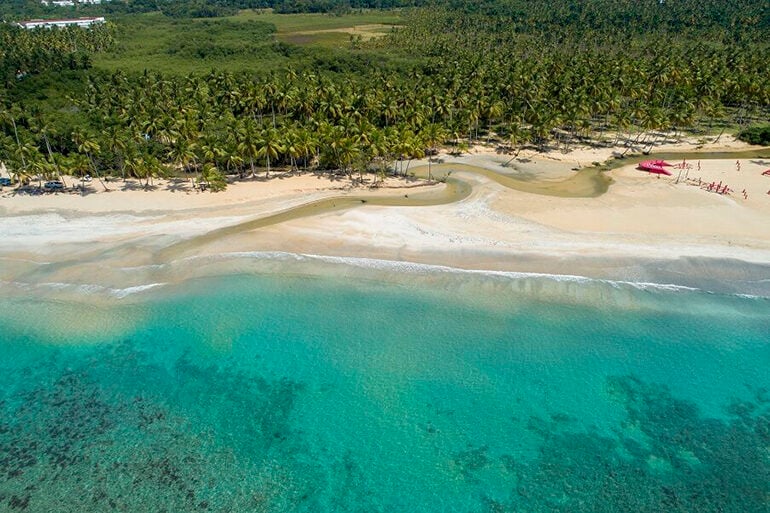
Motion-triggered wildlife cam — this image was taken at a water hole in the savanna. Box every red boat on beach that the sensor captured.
[637,160,673,176]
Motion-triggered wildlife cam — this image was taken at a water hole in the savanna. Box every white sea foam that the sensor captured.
[179,250,724,296]
[2,252,764,302]
[0,279,167,298]
[108,283,167,298]
[118,264,168,272]
[733,293,768,300]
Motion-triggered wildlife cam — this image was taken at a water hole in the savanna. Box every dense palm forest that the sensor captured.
[0,0,428,19]
[1,0,769,190]
[0,23,115,81]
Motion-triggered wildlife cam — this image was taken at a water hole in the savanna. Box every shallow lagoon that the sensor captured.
[1,264,769,512]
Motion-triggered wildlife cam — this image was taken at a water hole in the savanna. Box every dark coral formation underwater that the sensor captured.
[467,376,770,513]
[0,341,320,512]
[1,341,769,512]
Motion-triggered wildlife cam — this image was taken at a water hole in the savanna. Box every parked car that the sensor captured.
[44,181,65,191]
[18,186,43,195]
[0,177,11,187]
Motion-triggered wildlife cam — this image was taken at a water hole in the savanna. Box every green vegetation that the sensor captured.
[1,0,769,191]
[92,11,400,74]
[0,0,423,21]
[93,14,279,74]
[0,23,114,82]
[737,124,770,146]
[442,0,767,36]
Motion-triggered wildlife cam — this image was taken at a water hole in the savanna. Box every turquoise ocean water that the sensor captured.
[1,260,769,512]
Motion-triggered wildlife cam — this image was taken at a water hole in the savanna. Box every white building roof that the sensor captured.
[17,17,105,29]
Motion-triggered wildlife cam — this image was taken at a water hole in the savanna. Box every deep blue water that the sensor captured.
[1,269,769,512]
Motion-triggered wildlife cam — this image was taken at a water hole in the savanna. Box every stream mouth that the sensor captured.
[158,147,769,261]
[158,176,472,261]
[411,163,613,198]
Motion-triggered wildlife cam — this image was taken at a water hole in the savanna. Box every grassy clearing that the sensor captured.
[235,9,401,34]
[281,24,397,48]
[91,10,401,74]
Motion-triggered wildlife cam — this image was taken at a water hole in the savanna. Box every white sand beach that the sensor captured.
[1,136,769,297]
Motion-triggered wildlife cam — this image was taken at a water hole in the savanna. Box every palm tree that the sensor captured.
[256,127,284,179]
[283,129,302,174]
[422,123,447,180]
[295,128,318,173]
[394,128,423,177]
[201,163,227,192]
[336,137,360,180]
[485,100,504,144]
[72,131,109,191]
[11,141,42,187]
[236,120,260,178]
[104,123,129,181]
[168,138,198,183]
[366,127,392,185]
[1,107,27,173]
[67,153,91,192]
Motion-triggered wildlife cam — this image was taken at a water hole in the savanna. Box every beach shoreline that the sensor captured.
[2,136,770,300]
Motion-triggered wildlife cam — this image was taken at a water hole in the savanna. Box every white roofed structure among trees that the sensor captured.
[17,17,105,29]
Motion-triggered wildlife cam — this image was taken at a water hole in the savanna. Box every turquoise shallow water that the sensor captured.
[1,266,769,512]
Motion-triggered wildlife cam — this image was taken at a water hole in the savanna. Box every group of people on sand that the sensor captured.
[703,180,732,196]
[680,159,770,200]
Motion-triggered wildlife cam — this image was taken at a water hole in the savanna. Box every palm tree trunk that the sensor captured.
[43,134,65,186]
[87,153,109,191]
[11,119,26,169]
[713,126,726,144]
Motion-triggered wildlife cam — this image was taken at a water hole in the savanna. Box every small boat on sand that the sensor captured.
[637,160,673,176]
